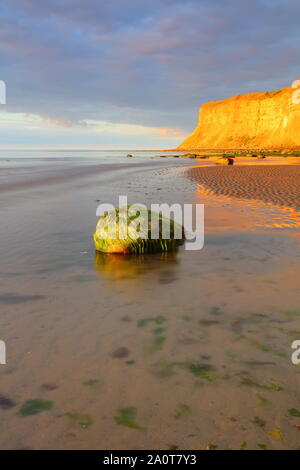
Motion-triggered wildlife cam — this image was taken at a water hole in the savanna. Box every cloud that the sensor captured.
[0,0,299,146]
[0,110,186,148]
[81,119,187,138]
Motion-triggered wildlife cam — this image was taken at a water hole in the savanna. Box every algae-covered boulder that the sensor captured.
[94,205,184,254]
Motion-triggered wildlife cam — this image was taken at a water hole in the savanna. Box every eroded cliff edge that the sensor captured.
[178,83,300,150]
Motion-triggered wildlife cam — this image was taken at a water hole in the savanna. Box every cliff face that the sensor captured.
[178,83,300,150]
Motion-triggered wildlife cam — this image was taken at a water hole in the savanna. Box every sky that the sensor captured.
[0,0,299,149]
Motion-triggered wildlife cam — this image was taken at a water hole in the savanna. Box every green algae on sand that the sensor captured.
[151,361,216,381]
[252,416,266,428]
[241,377,284,391]
[137,315,166,328]
[180,362,215,381]
[114,406,143,430]
[174,403,191,419]
[82,378,103,388]
[288,408,300,417]
[64,412,93,429]
[18,399,54,416]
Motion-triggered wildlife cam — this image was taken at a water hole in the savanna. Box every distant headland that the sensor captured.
[178,80,300,151]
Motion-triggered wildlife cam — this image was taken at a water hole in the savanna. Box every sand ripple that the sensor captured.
[186,164,300,209]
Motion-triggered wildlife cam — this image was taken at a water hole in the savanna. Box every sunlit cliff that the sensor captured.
[178,81,300,150]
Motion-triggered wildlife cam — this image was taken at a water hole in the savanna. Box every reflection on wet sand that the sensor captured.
[197,184,300,232]
[184,166,300,232]
[186,165,300,210]
[94,251,179,281]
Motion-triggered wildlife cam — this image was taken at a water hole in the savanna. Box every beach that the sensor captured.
[0,152,300,450]
[187,164,300,209]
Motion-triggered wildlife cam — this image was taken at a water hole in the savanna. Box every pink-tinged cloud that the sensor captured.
[158,127,187,138]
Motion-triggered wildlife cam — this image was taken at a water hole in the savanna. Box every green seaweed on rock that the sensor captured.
[94,206,184,254]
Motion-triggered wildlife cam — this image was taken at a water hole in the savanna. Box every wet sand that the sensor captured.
[0,154,300,450]
[0,160,172,192]
[186,165,300,209]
